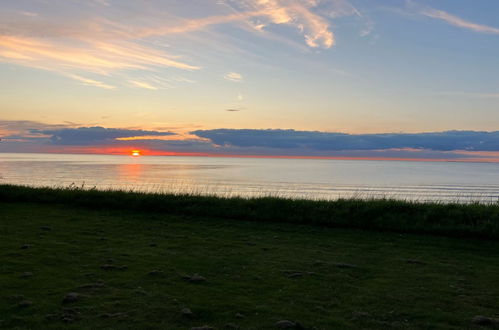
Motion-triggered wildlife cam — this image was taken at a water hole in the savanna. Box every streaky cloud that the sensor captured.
[420,7,499,34]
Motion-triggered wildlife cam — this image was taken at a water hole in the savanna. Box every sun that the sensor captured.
[131,150,141,157]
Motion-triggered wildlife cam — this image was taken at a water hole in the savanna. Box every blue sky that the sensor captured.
[0,0,498,160]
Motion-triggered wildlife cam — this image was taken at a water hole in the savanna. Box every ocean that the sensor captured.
[1,153,498,203]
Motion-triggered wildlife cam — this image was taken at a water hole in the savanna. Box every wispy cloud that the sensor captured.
[421,8,499,35]
[224,0,337,48]
[0,0,368,89]
[224,72,243,82]
[129,80,159,90]
[67,74,116,90]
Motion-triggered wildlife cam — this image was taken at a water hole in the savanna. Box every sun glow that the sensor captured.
[131,150,141,157]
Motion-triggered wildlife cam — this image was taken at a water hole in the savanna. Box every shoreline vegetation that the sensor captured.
[1,184,499,328]
[1,184,498,240]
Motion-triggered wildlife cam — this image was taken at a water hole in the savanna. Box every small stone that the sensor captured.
[235,313,245,318]
[183,274,206,282]
[472,315,499,326]
[100,264,117,270]
[101,312,128,318]
[20,244,31,249]
[20,272,33,278]
[148,270,163,276]
[78,282,105,289]
[334,263,357,269]
[61,317,74,323]
[181,308,194,317]
[62,307,80,314]
[275,320,296,328]
[352,311,371,319]
[62,293,80,304]
[61,307,81,322]
[191,326,214,330]
[18,300,33,308]
[405,259,426,265]
[287,272,303,278]
[40,226,51,231]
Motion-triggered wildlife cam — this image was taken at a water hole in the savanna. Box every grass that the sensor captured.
[1,185,499,329]
[1,184,499,239]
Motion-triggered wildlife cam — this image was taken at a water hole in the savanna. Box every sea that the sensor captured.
[1,152,498,203]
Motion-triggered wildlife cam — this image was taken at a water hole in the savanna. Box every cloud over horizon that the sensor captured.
[2,120,499,162]
[192,129,499,152]
[30,126,175,145]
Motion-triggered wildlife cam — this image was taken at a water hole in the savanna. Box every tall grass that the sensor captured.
[1,184,498,239]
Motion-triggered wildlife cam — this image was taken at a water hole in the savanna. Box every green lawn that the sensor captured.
[1,202,499,329]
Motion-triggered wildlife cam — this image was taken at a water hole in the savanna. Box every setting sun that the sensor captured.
[131,150,141,157]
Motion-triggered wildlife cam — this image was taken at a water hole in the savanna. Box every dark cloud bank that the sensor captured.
[30,126,174,145]
[192,129,499,152]
[1,121,498,160]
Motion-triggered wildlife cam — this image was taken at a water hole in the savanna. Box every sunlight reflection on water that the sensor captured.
[1,153,498,203]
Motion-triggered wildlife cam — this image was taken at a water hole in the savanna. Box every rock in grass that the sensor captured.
[334,263,358,269]
[78,282,105,290]
[61,307,81,322]
[100,264,117,270]
[148,269,164,276]
[275,320,296,328]
[191,326,214,330]
[352,311,371,319]
[287,272,304,278]
[62,317,75,323]
[101,312,128,318]
[472,315,499,326]
[100,264,128,271]
[235,312,245,318]
[404,259,426,265]
[183,274,207,283]
[275,320,306,329]
[181,308,194,317]
[18,300,33,308]
[62,293,80,304]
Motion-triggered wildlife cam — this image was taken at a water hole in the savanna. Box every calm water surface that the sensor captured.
[1,153,498,202]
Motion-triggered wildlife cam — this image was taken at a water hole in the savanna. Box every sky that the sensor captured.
[0,0,498,161]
